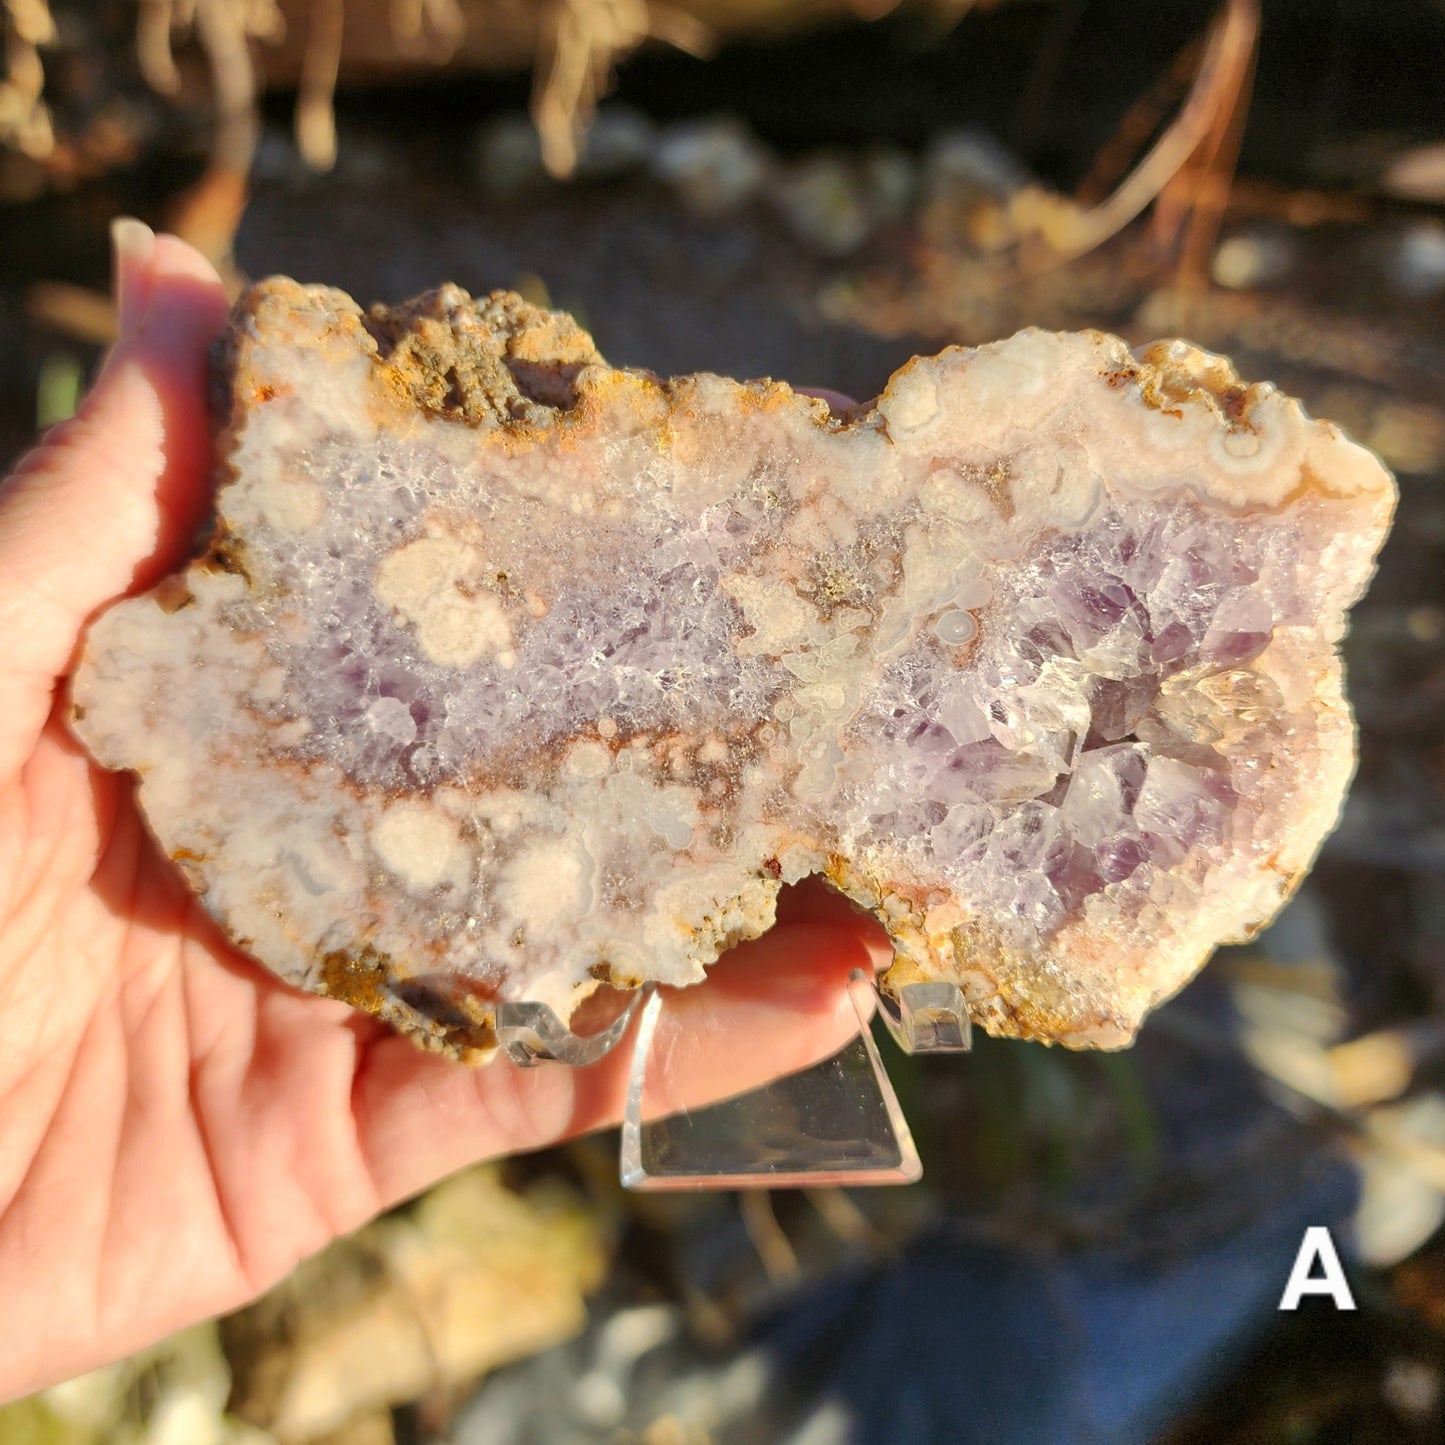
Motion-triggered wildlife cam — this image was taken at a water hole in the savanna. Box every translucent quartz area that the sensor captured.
[71,281,1396,1058]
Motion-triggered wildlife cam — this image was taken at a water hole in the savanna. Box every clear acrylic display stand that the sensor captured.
[495,992,646,1067]
[497,969,971,1191]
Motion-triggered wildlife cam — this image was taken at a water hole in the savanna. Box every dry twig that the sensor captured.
[533,0,713,177]
[390,0,466,59]
[297,0,344,169]
[0,0,56,158]
[739,1190,800,1282]
[1052,0,1259,268]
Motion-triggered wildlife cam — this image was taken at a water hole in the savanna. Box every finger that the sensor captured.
[0,223,230,775]
[115,215,159,338]
[352,920,879,1208]
[774,875,892,970]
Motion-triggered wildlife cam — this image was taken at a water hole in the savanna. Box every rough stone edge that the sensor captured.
[185,279,1398,1060]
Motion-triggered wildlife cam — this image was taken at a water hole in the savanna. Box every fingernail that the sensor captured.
[111,217,157,341]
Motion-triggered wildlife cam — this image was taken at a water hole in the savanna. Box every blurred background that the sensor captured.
[2,1,1445,1440]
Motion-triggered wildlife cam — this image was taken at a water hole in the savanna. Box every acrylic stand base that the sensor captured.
[498,971,970,1191]
[619,973,916,1190]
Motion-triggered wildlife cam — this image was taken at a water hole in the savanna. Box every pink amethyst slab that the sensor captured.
[70,280,1396,1059]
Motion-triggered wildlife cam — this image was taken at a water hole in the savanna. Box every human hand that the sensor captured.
[0,224,886,1402]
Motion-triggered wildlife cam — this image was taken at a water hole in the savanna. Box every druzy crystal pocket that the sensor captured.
[71,280,1395,1059]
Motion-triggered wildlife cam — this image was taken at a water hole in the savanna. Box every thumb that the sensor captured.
[0,221,230,773]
